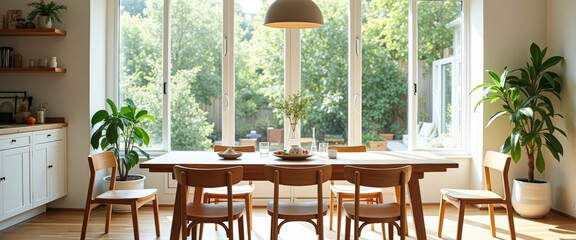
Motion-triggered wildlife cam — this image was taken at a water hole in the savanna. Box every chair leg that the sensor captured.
[394,186,408,236]
[245,194,252,240]
[438,196,446,237]
[238,215,245,240]
[377,193,386,240]
[368,199,374,231]
[344,217,351,240]
[388,222,393,240]
[456,203,466,240]
[105,204,112,233]
[249,194,253,230]
[506,204,516,240]
[337,193,344,240]
[489,203,496,237]
[330,190,335,230]
[130,203,140,240]
[80,203,93,240]
[153,196,161,237]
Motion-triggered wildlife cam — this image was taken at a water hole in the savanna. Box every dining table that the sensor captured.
[140,150,458,240]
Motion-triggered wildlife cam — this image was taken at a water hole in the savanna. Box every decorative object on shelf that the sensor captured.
[48,56,57,68]
[14,103,31,123]
[26,0,68,29]
[24,21,35,29]
[272,92,311,155]
[13,52,22,67]
[90,98,155,181]
[0,14,4,29]
[471,43,565,218]
[28,59,35,67]
[6,10,23,29]
[37,58,47,67]
[15,18,26,29]
[0,47,13,67]
[264,0,324,29]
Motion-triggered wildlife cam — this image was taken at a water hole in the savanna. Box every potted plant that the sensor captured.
[26,0,68,29]
[363,132,387,151]
[272,93,311,154]
[472,43,565,218]
[90,98,155,212]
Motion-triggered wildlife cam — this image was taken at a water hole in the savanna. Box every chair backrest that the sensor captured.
[328,145,367,152]
[214,145,256,152]
[173,165,244,188]
[87,151,118,200]
[264,165,332,186]
[343,165,412,188]
[483,151,512,198]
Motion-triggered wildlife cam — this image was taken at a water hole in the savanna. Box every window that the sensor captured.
[112,0,467,153]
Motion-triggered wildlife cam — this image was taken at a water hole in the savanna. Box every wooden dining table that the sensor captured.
[140,151,458,240]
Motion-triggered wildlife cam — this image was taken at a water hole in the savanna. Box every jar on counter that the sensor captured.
[37,103,47,124]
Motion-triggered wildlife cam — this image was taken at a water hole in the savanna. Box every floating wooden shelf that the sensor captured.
[0,28,66,36]
[0,67,66,73]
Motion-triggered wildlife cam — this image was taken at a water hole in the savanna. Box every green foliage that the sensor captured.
[472,43,565,182]
[90,98,155,181]
[272,93,312,133]
[26,0,67,23]
[362,132,386,146]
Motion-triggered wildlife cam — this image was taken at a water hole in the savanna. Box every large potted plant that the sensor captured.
[472,43,565,218]
[272,93,311,154]
[90,98,155,212]
[26,0,68,29]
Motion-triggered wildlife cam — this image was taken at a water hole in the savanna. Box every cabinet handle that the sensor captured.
[48,165,54,168]
[0,177,5,181]
[47,134,52,137]
[11,139,16,143]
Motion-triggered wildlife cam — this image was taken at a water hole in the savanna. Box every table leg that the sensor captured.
[170,184,183,240]
[408,173,427,240]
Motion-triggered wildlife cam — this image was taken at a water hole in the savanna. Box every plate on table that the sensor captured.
[273,154,314,160]
[217,152,243,160]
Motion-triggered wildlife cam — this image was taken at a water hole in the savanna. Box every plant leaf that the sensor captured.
[535,149,545,173]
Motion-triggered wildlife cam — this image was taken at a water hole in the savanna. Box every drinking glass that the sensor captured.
[318,143,328,155]
[259,142,270,157]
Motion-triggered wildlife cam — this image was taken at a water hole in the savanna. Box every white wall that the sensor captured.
[546,0,576,218]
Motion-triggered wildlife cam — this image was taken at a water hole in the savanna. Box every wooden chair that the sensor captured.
[81,151,160,240]
[438,151,516,240]
[203,145,255,240]
[265,164,332,240]
[343,165,412,240]
[327,145,386,240]
[174,165,246,240]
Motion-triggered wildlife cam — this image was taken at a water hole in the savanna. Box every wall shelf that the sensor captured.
[0,28,67,37]
[0,67,66,73]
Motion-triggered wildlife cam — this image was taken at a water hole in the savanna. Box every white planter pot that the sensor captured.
[511,178,551,218]
[37,16,53,29]
[103,174,146,213]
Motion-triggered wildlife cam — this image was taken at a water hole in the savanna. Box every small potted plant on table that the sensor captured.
[272,93,311,154]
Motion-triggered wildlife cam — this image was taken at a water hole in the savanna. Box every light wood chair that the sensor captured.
[203,145,255,240]
[327,145,386,240]
[438,151,516,240]
[174,165,246,240]
[81,151,160,240]
[265,164,332,240]
[343,165,412,240]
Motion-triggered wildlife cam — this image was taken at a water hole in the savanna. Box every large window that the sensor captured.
[114,0,467,153]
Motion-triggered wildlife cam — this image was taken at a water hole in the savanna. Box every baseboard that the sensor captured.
[551,208,576,221]
[0,206,46,231]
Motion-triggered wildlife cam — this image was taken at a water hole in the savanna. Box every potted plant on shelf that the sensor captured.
[26,0,68,29]
[90,98,155,212]
[472,43,565,218]
[272,93,311,154]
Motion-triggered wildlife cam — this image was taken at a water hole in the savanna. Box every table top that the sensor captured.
[140,151,458,174]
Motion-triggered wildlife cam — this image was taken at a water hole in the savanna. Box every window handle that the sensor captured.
[224,93,230,112]
[0,177,5,181]
[355,37,360,56]
[223,36,228,56]
[48,165,54,168]
[11,139,16,143]
[353,93,360,113]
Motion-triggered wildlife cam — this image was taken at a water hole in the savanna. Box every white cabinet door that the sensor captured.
[48,140,66,201]
[32,143,49,206]
[1,146,31,220]
[33,129,66,205]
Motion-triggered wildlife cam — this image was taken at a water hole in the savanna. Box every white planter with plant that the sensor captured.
[273,93,311,154]
[473,43,565,218]
[27,0,68,29]
[91,98,155,212]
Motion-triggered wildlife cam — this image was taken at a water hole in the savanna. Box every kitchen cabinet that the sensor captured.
[32,129,66,206]
[0,28,67,73]
[0,133,31,220]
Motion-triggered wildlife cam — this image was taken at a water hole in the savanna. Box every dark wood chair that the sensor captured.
[327,145,386,240]
[265,164,332,240]
[174,165,246,240]
[81,151,160,240]
[438,151,516,240]
[343,165,412,240]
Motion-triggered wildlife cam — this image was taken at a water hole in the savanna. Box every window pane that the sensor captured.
[118,0,164,150]
[235,0,284,151]
[417,0,462,149]
[301,0,349,150]
[170,0,221,150]
[361,0,409,151]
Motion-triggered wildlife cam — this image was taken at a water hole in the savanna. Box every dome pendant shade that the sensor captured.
[264,0,324,29]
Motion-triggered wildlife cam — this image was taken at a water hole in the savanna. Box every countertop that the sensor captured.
[0,123,68,135]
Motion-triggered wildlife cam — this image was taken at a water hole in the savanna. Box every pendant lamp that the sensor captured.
[263,0,324,29]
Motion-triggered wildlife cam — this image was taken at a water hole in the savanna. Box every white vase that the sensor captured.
[103,174,146,213]
[38,16,53,29]
[511,178,551,218]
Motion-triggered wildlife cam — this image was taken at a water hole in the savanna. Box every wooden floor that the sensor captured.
[0,204,575,239]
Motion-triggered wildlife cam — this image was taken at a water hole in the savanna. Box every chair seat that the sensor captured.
[186,202,245,221]
[331,184,382,195]
[343,202,400,221]
[441,188,503,201]
[267,201,328,220]
[95,189,157,200]
[204,184,255,195]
